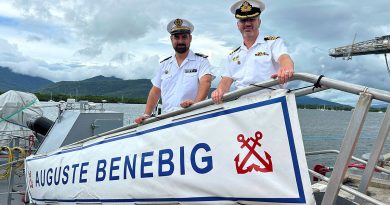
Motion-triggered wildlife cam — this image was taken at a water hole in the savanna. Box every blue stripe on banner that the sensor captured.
[32,196,304,203]
[28,96,306,203]
[281,99,306,203]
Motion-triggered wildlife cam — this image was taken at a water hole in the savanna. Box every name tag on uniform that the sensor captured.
[185,69,197,73]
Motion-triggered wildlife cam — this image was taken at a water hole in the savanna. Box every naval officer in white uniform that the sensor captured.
[135,18,213,124]
[212,0,294,104]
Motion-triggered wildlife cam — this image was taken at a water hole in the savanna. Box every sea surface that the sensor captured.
[40,102,390,169]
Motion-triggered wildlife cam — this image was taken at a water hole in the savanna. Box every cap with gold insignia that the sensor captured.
[230,0,265,19]
[167,18,194,35]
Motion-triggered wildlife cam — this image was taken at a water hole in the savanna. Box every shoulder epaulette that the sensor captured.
[229,46,241,55]
[160,56,172,63]
[264,36,280,41]
[195,53,208,58]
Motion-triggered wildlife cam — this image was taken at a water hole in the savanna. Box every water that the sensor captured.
[40,102,389,169]
[298,109,390,169]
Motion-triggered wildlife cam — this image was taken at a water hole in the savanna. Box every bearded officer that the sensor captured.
[135,18,213,124]
[212,0,294,104]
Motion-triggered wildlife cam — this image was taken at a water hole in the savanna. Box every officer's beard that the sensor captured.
[174,44,188,54]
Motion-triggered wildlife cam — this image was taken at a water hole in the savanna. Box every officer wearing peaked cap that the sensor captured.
[230,0,265,19]
[135,18,213,124]
[211,0,295,104]
[167,18,194,35]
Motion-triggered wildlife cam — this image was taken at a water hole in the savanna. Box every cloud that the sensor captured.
[0,37,159,82]
[0,0,389,105]
[26,34,42,42]
[110,52,135,65]
[0,38,19,55]
[76,46,103,57]
[12,0,180,44]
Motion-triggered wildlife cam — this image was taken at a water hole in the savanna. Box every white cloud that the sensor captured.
[0,1,22,18]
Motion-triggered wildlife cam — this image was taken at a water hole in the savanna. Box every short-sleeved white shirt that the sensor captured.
[223,35,289,97]
[152,50,212,113]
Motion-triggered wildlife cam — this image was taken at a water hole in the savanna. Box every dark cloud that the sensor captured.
[110,52,135,64]
[26,35,42,42]
[76,46,102,57]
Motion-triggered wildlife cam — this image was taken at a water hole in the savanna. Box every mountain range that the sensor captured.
[0,66,382,108]
[0,66,54,92]
[39,75,152,98]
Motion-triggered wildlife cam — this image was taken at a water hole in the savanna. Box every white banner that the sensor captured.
[25,91,315,204]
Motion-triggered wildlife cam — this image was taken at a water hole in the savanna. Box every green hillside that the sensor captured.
[0,66,54,92]
[38,75,152,99]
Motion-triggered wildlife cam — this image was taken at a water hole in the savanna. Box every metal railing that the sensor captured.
[306,150,390,175]
[329,35,390,57]
[0,131,31,205]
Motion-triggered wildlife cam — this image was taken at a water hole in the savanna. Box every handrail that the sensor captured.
[309,170,387,205]
[292,73,390,102]
[0,159,24,169]
[306,149,390,174]
[61,72,390,149]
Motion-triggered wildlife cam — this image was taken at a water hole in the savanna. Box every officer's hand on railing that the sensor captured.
[211,88,225,104]
[134,114,151,124]
[271,69,293,84]
[272,55,294,84]
[180,100,194,108]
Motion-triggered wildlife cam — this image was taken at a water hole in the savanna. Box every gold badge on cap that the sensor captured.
[174,19,183,27]
[240,1,252,12]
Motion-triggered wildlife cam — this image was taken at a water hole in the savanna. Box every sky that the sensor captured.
[0,0,389,105]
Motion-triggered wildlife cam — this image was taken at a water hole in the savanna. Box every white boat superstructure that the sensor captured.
[0,93,124,204]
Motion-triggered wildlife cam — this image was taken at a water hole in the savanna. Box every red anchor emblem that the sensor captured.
[234,131,273,174]
[28,171,33,189]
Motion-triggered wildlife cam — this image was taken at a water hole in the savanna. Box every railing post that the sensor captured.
[6,137,18,205]
[355,104,390,204]
[321,92,372,205]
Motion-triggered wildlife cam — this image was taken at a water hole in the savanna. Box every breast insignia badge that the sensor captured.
[232,55,241,65]
[255,51,269,56]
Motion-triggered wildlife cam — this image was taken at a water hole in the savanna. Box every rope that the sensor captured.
[249,84,278,91]
[0,146,28,180]
[248,75,326,94]
[385,53,390,77]
[287,85,314,93]
[0,98,38,124]
[0,146,13,180]
[28,135,35,155]
[312,75,325,91]
[287,75,325,93]
[12,147,27,169]
[0,118,28,128]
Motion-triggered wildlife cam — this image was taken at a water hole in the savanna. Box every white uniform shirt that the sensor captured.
[223,35,289,97]
[152,50,212,113]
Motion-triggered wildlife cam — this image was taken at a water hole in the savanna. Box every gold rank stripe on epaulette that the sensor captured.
[160,56,172,63]
[229,46,241,55]
[264,36,280,41]
[195,53,208,58]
